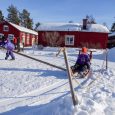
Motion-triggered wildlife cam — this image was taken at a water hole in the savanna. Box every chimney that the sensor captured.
[83,19,87,30]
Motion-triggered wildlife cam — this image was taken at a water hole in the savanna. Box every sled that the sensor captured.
[76,69,90,78]
[70,49,94,78]
[70,66,90,78]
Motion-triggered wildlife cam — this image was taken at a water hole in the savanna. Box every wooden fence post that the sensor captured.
[106,48,108,70]
[62,48,78,106]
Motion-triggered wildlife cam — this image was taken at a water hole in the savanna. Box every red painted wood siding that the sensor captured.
[0,21,38,47]
[38,31,108,49]
[0,21,20,39]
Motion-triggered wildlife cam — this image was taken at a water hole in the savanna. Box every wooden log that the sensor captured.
[0,46,66,71]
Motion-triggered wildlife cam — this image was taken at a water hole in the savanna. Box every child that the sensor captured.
[5,40,15,60]
[71,47,91,77]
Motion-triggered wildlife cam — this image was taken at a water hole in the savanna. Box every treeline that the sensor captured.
[0,4,40,30]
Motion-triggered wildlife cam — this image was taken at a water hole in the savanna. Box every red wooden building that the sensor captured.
[0,21,38,47]
[37,20,109,49]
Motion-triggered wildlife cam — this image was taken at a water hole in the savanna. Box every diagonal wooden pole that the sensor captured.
[62,47,78,106]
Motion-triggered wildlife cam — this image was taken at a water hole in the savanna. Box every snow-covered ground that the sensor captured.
[0,47,115,115]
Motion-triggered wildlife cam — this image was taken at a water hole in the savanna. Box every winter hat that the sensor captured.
[82,47,87,53]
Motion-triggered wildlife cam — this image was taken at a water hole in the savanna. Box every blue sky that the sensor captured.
[0,0,115,29]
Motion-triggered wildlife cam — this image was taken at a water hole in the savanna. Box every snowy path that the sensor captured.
[0,79,69,113]
[0,73,98,114]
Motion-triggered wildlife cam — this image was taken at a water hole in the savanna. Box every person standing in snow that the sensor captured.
[5,40,15,60]
[1,36,6,47]
[16,37,20,52]
[71,47,91,76]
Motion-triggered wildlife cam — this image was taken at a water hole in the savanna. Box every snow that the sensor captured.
[87,24,109,33]
[9,22,38,35]
[108,32,115,37]
[37,22,81,31]
[37,22,109,33]
[0,47,115,115]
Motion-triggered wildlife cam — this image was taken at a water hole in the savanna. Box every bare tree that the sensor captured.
[42,32,64,47]
[86,15,96,24]
[34,22,41,31]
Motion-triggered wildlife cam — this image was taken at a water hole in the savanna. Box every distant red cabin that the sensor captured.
[0,21,38,47]
[38,22,109,49]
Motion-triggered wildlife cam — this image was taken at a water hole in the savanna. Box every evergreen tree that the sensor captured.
[19,12,24,26]
[7,4,20,24]
[111,22,115,32]
[19,9,33,29]
[0,10,4,23]
[27,18,33,29]
[34,22,41,30]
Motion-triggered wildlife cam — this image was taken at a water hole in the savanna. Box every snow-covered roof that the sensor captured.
[37,22,109,33]
[87,24,109,33]
[9,22,38,35]
[37,23,82,31]
[108,32,115,37]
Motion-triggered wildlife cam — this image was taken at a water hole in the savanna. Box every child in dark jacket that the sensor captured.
[5,40,15,60]
[71,47,91,75]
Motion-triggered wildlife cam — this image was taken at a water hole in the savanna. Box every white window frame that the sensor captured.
[65,35,74,45]
[3,25,9,31]
[8,34,14,40]
[22,33,25,42]
[22,37,25,43]
[26,38,30,44]
[0,33,4,39]
[27,33,30,39]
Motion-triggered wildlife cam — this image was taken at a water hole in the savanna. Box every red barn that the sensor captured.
[0,21,38,47]
[37,20,109,49]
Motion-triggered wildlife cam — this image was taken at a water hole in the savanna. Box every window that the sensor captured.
[8,34,14,40]
[26,34,30,44]
[27,34,30,39]
[65,35,74,45]
[0,33,4,39]
[22,37,25,44]
[32,35,35,38]
[3,25,9,31]
[21,33,25,44]
[26,38,30,44]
